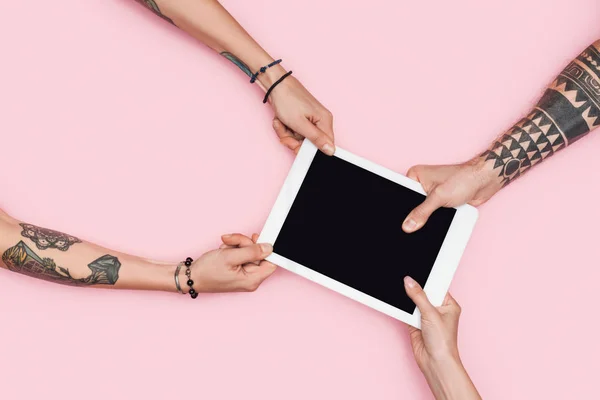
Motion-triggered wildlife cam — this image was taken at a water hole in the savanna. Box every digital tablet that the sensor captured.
[258,140,478,328]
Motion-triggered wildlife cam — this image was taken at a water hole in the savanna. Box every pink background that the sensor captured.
[1,0,599,398]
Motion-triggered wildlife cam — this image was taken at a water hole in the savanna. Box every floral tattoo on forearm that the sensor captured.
[482,42,600,186]
[20,223,81,251]
[2,241,121,287]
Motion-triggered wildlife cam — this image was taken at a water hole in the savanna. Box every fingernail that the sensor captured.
[222,234,232,238]
[260,243,273,254]
[403,219,417,231]
[404,276,416,288]
[322,143,335,155]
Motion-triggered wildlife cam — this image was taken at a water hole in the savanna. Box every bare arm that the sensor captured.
[402,40,600,232]
[0,209,275,293]
[133,0,336,155]
[135,0,281,89]
[404,277,481,400]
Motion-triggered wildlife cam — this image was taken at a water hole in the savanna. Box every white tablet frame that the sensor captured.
[258,140,478,328]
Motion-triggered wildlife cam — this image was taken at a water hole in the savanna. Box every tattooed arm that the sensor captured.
[133,0,335,155]
[0,209,275,292]
[401,40,600,233]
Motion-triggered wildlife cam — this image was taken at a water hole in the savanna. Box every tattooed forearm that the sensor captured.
[221,52,253,77]
[20,223,81,251]
[2,241,121,287]
[481,41,600,186]
[83,255,121,285]
[135,0,175,25]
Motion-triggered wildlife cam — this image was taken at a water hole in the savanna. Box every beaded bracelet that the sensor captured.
[250,59,282,84]
[184,257,198,299]
[263,71,293,104]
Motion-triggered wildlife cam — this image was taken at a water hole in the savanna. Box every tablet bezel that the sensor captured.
[258,140,478,328]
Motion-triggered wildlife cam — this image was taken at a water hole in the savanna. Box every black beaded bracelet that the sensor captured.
[183,257,198,299]
[263,71,293,104]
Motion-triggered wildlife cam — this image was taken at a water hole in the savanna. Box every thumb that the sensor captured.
[404,276,437,317]
[402,191,446,233]
[224,243,273,266]
[298,118,335,155]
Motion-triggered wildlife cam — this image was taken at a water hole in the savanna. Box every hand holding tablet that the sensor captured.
[258,140,478,328]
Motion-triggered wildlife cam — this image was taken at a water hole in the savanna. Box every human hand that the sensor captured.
[404,276,461,369]
[402,159,502,233]
[189,233,277,293]
[404,276,481,400]
[267,73,335,156]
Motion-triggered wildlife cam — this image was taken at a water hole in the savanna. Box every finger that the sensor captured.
[406,165,459,186]
[404,276,437,317]
[407,325,420,336]
[248,233,261,265]
[255,260,277,281]
[442,293,453,306]
[407,324,422,347]
[441,292,461,315]
[274,119,304,154]
[222,234,261,266]
[273,119,303,140]
[273,118,291,139]
[406,165,422,181]
[402,192,446,233]
[297,119,335,156]
[279,136,303,154]
[240,260,278,291]
[221,233,254,247]
[244,260,277,279]
[224,243,273,266]
[316,111,335,141]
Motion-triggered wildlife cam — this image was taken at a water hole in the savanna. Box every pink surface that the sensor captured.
[1,1,599,398]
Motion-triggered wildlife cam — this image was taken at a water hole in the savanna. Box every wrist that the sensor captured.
[257,64,287,90]
[422,356,479,400]
[423,352,462,374]
[470,155,498,182]
[157,260,181,293]
[424,356,464,396]
[467,155,504,196]
[116,257,179,292]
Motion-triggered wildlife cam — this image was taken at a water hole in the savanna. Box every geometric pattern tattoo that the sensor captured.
[134,0,175,25]
[20,223,81,252]
[481,42,600,186]
[221,52,253,77]
[2,241,121,287]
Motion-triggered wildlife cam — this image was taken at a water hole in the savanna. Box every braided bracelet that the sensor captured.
[184,257,198,299]
[250,59,282,84]
[263,71,293,104]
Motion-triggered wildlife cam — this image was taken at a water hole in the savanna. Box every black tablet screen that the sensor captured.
[273,152,456,314]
